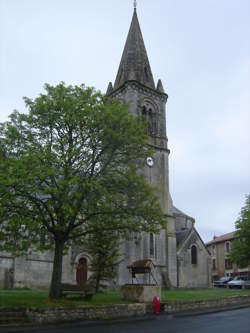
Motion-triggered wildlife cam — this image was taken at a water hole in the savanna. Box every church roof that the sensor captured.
[176,227,211,256]
[176,229,191,247]
[114,9,155,90]
[172,206,195,221]
[172,206,186,216]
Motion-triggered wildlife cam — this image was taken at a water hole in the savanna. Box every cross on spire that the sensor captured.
[134,0,137,9]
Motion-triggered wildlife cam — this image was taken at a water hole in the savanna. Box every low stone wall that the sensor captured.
[2,296,250,326]
[26,304,146,324]
[164,296,250,313]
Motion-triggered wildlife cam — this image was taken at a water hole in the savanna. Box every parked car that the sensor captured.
[243,280,250,289]
[227,276,250,289]
[213,276,232,288]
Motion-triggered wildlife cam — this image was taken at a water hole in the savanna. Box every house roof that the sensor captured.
[206,231,238,246]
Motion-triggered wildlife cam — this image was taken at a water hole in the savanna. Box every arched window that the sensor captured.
[141,102,157,136]
[191,245,197,265]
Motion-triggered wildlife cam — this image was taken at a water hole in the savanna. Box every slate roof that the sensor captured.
[176,229,191,247]
[176,227,211,256]
[172,206,195,221]
[114,8,155,90]
[206,231,238,246]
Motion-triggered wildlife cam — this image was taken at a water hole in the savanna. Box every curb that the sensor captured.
[0,314,156,333]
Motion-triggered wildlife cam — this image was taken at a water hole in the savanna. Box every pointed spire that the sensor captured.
[157,79,165,93]
[128,69,136,80]
[106,82,113,95]
[114,9,155,90]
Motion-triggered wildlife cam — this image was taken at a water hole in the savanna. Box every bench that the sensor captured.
[60,283,94,300]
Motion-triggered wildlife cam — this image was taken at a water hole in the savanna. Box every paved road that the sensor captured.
[9,308,250,333]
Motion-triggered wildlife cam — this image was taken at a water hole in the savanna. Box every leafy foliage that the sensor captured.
[83,222,123,292]
[230,195,250,267]
[0,83,166,298]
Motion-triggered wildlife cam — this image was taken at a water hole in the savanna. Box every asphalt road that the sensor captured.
[7,307,250,333]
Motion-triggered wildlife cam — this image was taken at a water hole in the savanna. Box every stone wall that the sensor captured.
[0,250,79,289]
[1,296,250,326]
[164,296,250,313]
[167,216,177,287]
[26,304,146,324]
[120,285,161,303]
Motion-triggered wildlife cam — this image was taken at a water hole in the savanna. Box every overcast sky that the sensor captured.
[0,0,249,242]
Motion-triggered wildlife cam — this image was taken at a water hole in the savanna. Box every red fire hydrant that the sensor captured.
[153,296,160,315]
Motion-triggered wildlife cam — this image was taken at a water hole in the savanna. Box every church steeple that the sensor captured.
[114,8,155,90]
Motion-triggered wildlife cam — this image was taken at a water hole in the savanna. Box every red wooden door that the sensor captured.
[76,258,88,288]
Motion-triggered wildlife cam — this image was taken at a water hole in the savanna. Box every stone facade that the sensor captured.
[0,8,211,290]
[0,253,14,289]
[177,228,211,288]
[173,207,211,288]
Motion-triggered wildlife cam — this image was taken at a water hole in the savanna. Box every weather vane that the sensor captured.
[134,0,137,9]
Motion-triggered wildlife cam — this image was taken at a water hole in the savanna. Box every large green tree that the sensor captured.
[230,195,250,270]
[0,83,165,298]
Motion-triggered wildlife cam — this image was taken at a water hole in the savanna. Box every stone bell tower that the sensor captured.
[107,6,177,286]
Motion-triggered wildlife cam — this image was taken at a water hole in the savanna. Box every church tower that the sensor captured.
[107,6,177,286]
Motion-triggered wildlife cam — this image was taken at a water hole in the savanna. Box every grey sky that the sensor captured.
[0,0,249,242]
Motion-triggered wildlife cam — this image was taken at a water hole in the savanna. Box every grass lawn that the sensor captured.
[0,290,126,309]
[1,288,250,309]
[162,288,250,302]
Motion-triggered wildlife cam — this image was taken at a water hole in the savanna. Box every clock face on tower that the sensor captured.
[146,156,154,167]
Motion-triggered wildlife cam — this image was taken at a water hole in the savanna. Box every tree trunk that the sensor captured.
[49,240,65,299]
[95,273,101,293]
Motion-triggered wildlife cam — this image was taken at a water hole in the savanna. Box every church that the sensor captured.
[0,7,211,289]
